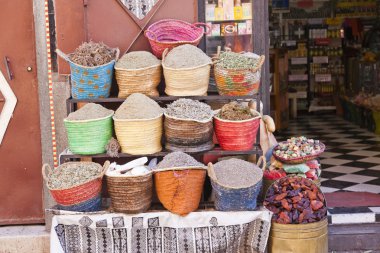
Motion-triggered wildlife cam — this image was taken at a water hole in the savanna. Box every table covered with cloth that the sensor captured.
[50,209,272,253]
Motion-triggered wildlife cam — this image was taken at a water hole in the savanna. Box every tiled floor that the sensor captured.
[277,114,380,194]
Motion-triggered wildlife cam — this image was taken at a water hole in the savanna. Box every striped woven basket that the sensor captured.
[56,48,119,99]
[208,157,265,211]
[113,114,163,155]
[162,48,211,96]
[64,111,114,155]
[115,63,162,98]
[42,161,109,211]
[144,19,209,59]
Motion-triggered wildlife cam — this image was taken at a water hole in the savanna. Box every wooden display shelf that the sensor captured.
[59,146,263,164]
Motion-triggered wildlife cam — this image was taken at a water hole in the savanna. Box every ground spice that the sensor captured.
[66,103,113,121]
[115,51,161,69]
[114,93,163,120]
[48,163,102,189]
[217,101,257,121]
[165,99,214,121]
[216,51,261,70]
[155,151,204,170]
[164,44,212,69]
[264,177,327,224]
[213,158,262,188]
[69,41,116,67]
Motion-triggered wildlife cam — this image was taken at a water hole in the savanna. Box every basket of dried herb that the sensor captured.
[56,42,119,99]
[213,102,261,151]
[164,99,214,152]
[42,161,109,212]
[214,51,265,96]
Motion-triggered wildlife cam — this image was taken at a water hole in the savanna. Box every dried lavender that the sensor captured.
[165,99,214,121]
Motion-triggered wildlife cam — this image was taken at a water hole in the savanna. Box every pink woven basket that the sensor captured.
[144,19,209,59]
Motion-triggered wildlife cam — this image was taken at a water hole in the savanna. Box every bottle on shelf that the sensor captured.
[234,0,243,20]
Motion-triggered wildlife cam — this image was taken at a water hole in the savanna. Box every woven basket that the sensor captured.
[213,109,261,151]
[42,161,109,210]
[144,19,209,59]
[56,49,119,99]
[162,48,211,96]
[64,112,114,155]
[214,54,265,96]
[106,172,153,213]
[115,63,162,98]
[154,166,206,216]
[208,157,265,211]
[56,194,102,212]
[113,114,163,155]
[272,142,325,165]
[164,113,214,152]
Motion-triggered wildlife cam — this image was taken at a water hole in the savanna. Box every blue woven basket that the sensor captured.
[56,194,102,212]
[56,48,119,99]
[208,158,264,211]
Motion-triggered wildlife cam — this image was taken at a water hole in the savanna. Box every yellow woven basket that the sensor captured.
[113,114,163,155]
[162,48,211,96]
[115,64,162,98]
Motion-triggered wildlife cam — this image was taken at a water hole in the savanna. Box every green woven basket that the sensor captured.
[64,113,114,155]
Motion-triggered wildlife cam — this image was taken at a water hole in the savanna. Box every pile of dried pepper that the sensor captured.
[264,177,327,224]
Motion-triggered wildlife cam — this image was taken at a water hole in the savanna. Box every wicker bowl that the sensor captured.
[272,142,325,164]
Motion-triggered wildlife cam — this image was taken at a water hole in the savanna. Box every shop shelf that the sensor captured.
[59,146,263,164]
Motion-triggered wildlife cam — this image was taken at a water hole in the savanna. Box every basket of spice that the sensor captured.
[115,51,162,98]
[214,51,265,96]
[162,45,212,96]
[113,93,163,155]
[64,103,114,155]
[214,101,261,151]
[164,99,214,152]
[56,42,119,99]
[153,152,206,216]
[264,176,327,253]
[208,157,265,211]
[106,157,153,213]
[144,19,209,59]
[273,136,325,164]
[42,161,109,212]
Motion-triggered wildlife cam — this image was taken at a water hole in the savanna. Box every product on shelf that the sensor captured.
[69,41,117,67]
[66,103,113,121]
[163,44,212,69]
[155,151,204,170]
[264,176,327,224]
[105,137,120,158]
[208,157,264,211]
[216,51,262,69]
[114,93,163,120]
[217,101,257,120]
[166,99,214,121]
[116,51,160,70]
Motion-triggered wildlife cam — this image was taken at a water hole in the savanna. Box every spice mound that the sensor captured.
[69,41,116,67]
[216,51,261,70]
[115,51,161,70]
[47,163,102,189]
[274,136,324,160]
[114,93,163,120]
[164,44,212,69]
[264,177,327,224]
[213,158,263,188]
[155,151,204,170]
[217,101,257,121]
[66,103,114,121]
[166,99,214,121]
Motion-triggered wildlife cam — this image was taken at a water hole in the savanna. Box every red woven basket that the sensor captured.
[144,19,209,59]
[214,109,261,151]
[42,161,109,206]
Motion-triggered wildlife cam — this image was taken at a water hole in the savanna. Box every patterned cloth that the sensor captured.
[51,210,272,253]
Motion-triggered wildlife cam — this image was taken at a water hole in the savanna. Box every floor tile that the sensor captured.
[348,150,380,157]
[343,184,380,194]
[323,166,364,174]
[365,178,380,186]
[334,154,366,161]
[332,174,377,183]
[358,157,380,164]
[321,180,357,189]
[368,165,380,171]
[328,206,372,214]
[343,161,376,169]
[364,147,380,152]
[331,213,376,224]
[327,148,355,154]
[353,169,380,177]
[369,207,380,213]
[357,140,380,145]
[333,138,362,143]
[320,158,351,166]
[340,144,371,150]
[323,133,351,138]
[320,186,340,193]
[320,171,345,179]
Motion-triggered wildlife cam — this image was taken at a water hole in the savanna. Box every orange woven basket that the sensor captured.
[154,167,206,216]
